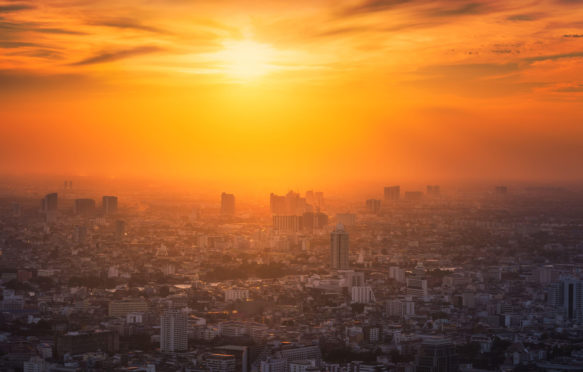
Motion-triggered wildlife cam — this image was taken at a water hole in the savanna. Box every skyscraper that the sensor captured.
[102,196,118,215]
[41,193,58,212]
[427,185,440,196]
[160,309,188,352]
[548,277,583,324]
[384,186,400,201]
[221,193,235,215]
[416,337,458,372]
[330,224,349,270]
[74,198,96,215]
[365,199,381,213]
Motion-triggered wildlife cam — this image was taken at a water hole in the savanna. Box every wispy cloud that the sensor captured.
[524,51,583,63]
[0,4,35,13]
[88,18,167,34]
[70,45,164,66]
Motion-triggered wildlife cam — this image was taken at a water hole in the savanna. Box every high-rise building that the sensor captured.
[74,198,96,215]
[384,186,400,201]
[41,193,58,212]
[270,193,287,214]
[273,215,302,233]
[427,185,440,196]
[495,186,508,194]
[160,310,188,352]
[351,286,376,304]
[115,220,126,239]
[302,212,328,231]
[221,193,235,215]
[330,224,349,270]
[416,337,458,372]
[102,196,118,215]
[548,277,583,324]
[365,199,381,213]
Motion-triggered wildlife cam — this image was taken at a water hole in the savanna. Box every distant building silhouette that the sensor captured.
[331,224,349,270]
[102,196,118,215]
[221,192,235,215]
[495,186,508,194]
[365,199,381,213]
[74,198,96,215]
[41,193,58,213]
[427,185,440,196]
[384,185,400,201]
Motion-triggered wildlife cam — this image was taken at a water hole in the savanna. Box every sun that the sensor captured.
[214,39,276,81]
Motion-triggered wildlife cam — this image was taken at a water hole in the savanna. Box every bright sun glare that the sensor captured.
[215,40,276,81]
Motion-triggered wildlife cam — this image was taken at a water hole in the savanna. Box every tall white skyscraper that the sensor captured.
[160,309,188,352]
[330,224,349,270]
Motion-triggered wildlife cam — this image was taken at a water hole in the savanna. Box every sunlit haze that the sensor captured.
[1,0,583,193]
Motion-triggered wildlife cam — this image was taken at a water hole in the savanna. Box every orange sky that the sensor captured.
[1,0,583,192]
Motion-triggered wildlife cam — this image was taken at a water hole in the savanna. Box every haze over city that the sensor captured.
[1,0,583,191]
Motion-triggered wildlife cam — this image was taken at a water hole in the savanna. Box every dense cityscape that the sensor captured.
[1,182,583,372]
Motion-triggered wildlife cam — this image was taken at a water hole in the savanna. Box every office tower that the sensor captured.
[302,211,328,231]
[41,193,58,212]
[416,337,458,372]
[160,309,188,352]
[206,353,237,372]
[548,277,583,324]
[270,193,287,214]
[102,195,118,215]
[336,213,356,226]
[273,215,302,233]
[221,192,235,215]
[74,198,96,215]
[384,185,400,201]
[427,185,440,196]
[351,286,376,304]
[404,191,423,201]
[365,199,381,213]
[115,220,126,239]
[279,345,322,369]
[330,224,349,270]
[63,180,72,190]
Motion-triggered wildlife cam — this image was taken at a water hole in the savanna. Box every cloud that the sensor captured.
[424,2,488,17]
[506,13,540,21]
[0,20,86,35]
[340,0,413,15]
[70,45,164,66]
[553,83,583,92]
[524,51,583,63]
[0,4,35,13]
[0,41,41,48]
[88,18,167,33]
[564,34,583,38]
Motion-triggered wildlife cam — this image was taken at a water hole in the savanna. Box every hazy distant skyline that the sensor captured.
[1,0,583,189]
